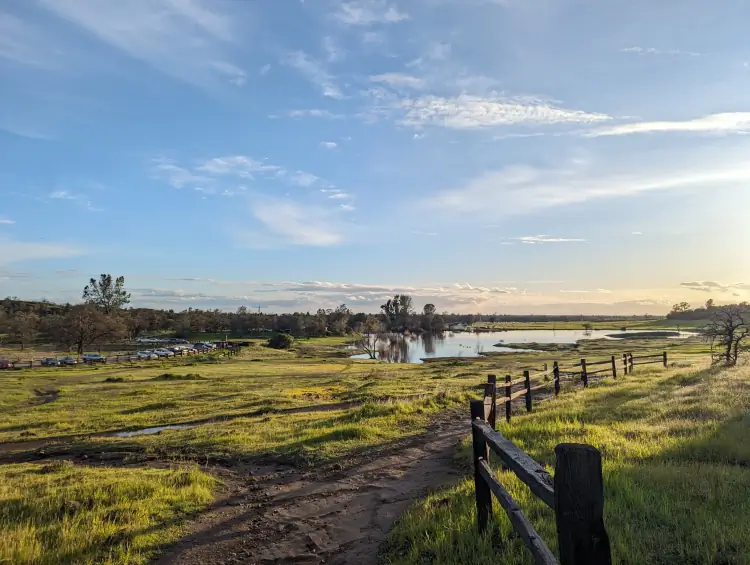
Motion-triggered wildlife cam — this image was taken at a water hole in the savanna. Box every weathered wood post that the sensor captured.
[663,351,668,368]
[524,370,532,412]
[553,362,561,397]
[505,375,512,423]
[554,444,612,565]
[628,353,634,373]
[610,356,617,379]
[581,359,588,388]
[622,354,628,376]
[470,400,493,533]
[486,375,497,430]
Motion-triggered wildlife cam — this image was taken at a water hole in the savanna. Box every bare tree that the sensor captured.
[355,316,385,360]
[8,312,39,351]
[52,305,125,355]
[705,305,749,366]
[83,274,131,315]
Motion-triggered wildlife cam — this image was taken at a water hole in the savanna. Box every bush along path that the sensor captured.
[155,410,469,565]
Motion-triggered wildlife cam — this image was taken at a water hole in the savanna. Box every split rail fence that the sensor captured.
[469,351,670,563]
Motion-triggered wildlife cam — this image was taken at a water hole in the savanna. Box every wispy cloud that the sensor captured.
[48,190,102,211]
[587,112,750,137]
[370,73,425,89]
[411,230,437,236]
[621,46,701,57]
[0,218,16,225]
[0,238,84,264]
[339,203,356,212]
[251,199,344,246]
[333,0,409,25]
[283,51,343,99]
[429,153,750,217]
[320,141,338,149]
[153,158,213,188]
[37,0,243,90]
[512,235,586,244]
[154,155,326,192]
[0,13,62,67]
[285,109,344,119]
[680,281,750,293]
[397,95,611,129]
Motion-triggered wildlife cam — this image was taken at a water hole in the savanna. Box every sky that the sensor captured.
[1,0,750,315]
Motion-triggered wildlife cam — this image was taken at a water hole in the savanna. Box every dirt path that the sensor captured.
[155,414,469,565]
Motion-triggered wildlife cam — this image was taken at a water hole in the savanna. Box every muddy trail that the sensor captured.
[154,413,469,565]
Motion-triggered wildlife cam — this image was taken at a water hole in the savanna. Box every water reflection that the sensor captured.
[350,329,693,364]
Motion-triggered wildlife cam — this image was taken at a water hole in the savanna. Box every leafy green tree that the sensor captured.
[83,274,131,315]
[267,333,294,349]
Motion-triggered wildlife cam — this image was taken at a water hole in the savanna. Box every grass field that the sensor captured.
[381,360,750,565]
[0,335,717,564]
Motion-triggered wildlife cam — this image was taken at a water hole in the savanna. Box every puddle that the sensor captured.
[114,424,194,438]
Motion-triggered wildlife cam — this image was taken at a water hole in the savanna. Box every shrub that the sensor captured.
[267,333,294,349]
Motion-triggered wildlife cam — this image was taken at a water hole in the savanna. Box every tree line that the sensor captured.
[0,275,660,354]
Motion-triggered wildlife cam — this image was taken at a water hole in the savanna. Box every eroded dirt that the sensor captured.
[154,413,469,565]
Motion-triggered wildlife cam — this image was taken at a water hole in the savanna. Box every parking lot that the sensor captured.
[0,340,237,369]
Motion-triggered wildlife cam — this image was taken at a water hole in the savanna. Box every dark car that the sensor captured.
[58,356,78,366]
[0,358,11,370]
[40,357,60,367]
[82,353,106,364]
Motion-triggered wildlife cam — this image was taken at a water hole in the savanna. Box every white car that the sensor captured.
[154,348,175,358]
[136,351,158,360]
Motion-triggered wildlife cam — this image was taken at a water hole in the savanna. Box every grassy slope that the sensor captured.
[0,463,214,565]
[382,361,750,565]
[0,337,715,564]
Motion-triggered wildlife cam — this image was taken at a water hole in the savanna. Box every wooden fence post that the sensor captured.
[486,375,497,430]
[554,444,612,565]
[471,400,493,533]
[581,359,588,388]
[524,370,532,412]
[505,375,512,423]
[553,362,560,397]
[628,353,634,373]
[622,354,628,376]
[610,356,617,379]
[663,351,668,368]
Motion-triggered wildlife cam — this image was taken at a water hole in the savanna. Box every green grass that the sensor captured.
[0,462,215,565]
[0,336,717,564]
[381,360,750,565]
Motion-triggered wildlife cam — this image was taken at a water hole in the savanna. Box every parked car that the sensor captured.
[82,353,106,364]
[136,351,158,360]
[153,348,174,358]
[0,358,11,370]
[193,343,212,351]
[40,357,60,367]
[58,356,78,366]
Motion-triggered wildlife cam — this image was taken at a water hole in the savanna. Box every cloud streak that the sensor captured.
[333,1,409,25]
[37,0,245,90]
[397,95,611,129]
[587,112,750,137]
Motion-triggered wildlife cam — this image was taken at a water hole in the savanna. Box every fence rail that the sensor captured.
[498,352,668,423]
[471,399,612,565]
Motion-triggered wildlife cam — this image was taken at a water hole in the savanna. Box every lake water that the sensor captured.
[349,330,689,364]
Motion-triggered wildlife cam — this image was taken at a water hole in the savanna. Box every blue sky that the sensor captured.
[1,0,749,314]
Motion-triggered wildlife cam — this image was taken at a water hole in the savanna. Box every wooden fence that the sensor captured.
[471,399,612,565]
[468,350,671,562]
[497,351,669,423]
